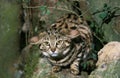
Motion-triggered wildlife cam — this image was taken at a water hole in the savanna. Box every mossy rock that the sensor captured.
[32,58,88,78]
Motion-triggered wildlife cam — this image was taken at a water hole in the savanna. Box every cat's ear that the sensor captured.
[67,29,79,39]
[29,36,39,44]
[68,24,92,39]
[29,31,47,45]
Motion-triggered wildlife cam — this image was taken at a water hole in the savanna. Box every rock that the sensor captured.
[32,58,88,78]
[96,41,120,67]
[89,41,120,78]
[24,41,120,78]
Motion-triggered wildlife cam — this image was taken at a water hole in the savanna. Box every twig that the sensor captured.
[93,32,104,46]
[48,7,79,17]
[23,5,80,17]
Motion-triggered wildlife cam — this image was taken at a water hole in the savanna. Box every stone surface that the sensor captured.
[32,58,88,78]
[30,41,120,78]
[96,41,120,66]
[89,41,120,78]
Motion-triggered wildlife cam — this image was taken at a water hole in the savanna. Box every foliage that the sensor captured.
[39,6,51,15]
[90,3,120,48]
[93,3,120,26]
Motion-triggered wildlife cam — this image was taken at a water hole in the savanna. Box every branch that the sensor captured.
[93,32,104,46]
[23,5,80,17]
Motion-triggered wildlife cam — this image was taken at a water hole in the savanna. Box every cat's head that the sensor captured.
[31,30,72,60]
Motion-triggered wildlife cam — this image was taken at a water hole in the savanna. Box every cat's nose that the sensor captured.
[51,47,56,52]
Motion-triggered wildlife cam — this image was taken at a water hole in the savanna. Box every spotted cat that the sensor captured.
[31,13,92,75]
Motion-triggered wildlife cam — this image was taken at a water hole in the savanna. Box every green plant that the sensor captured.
[39,6,51,16]
[93,3,120,26]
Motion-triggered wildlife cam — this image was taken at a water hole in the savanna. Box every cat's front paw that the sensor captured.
[70,63,79,75]
[52,66,61,72]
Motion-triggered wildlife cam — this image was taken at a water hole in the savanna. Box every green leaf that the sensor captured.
[46,9,50,15]
[90,22,95,28]
[39,6,50,15]
[81,62,87,69]
[99,12,108,19]
[92,53,97,60]
[39,6,47,11]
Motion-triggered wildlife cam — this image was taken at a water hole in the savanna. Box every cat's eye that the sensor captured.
[57,40,63,44]
[44,42,50,46]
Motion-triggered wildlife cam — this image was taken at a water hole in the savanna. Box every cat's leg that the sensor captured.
[70,59,80,75]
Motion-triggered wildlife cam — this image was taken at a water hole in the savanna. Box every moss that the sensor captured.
[24,46,40,78]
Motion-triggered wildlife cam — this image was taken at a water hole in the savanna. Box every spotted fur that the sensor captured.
[31,13,92,75]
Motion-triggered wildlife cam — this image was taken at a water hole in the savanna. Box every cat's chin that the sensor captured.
[50,53,64,60]
[51,53,58,57]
